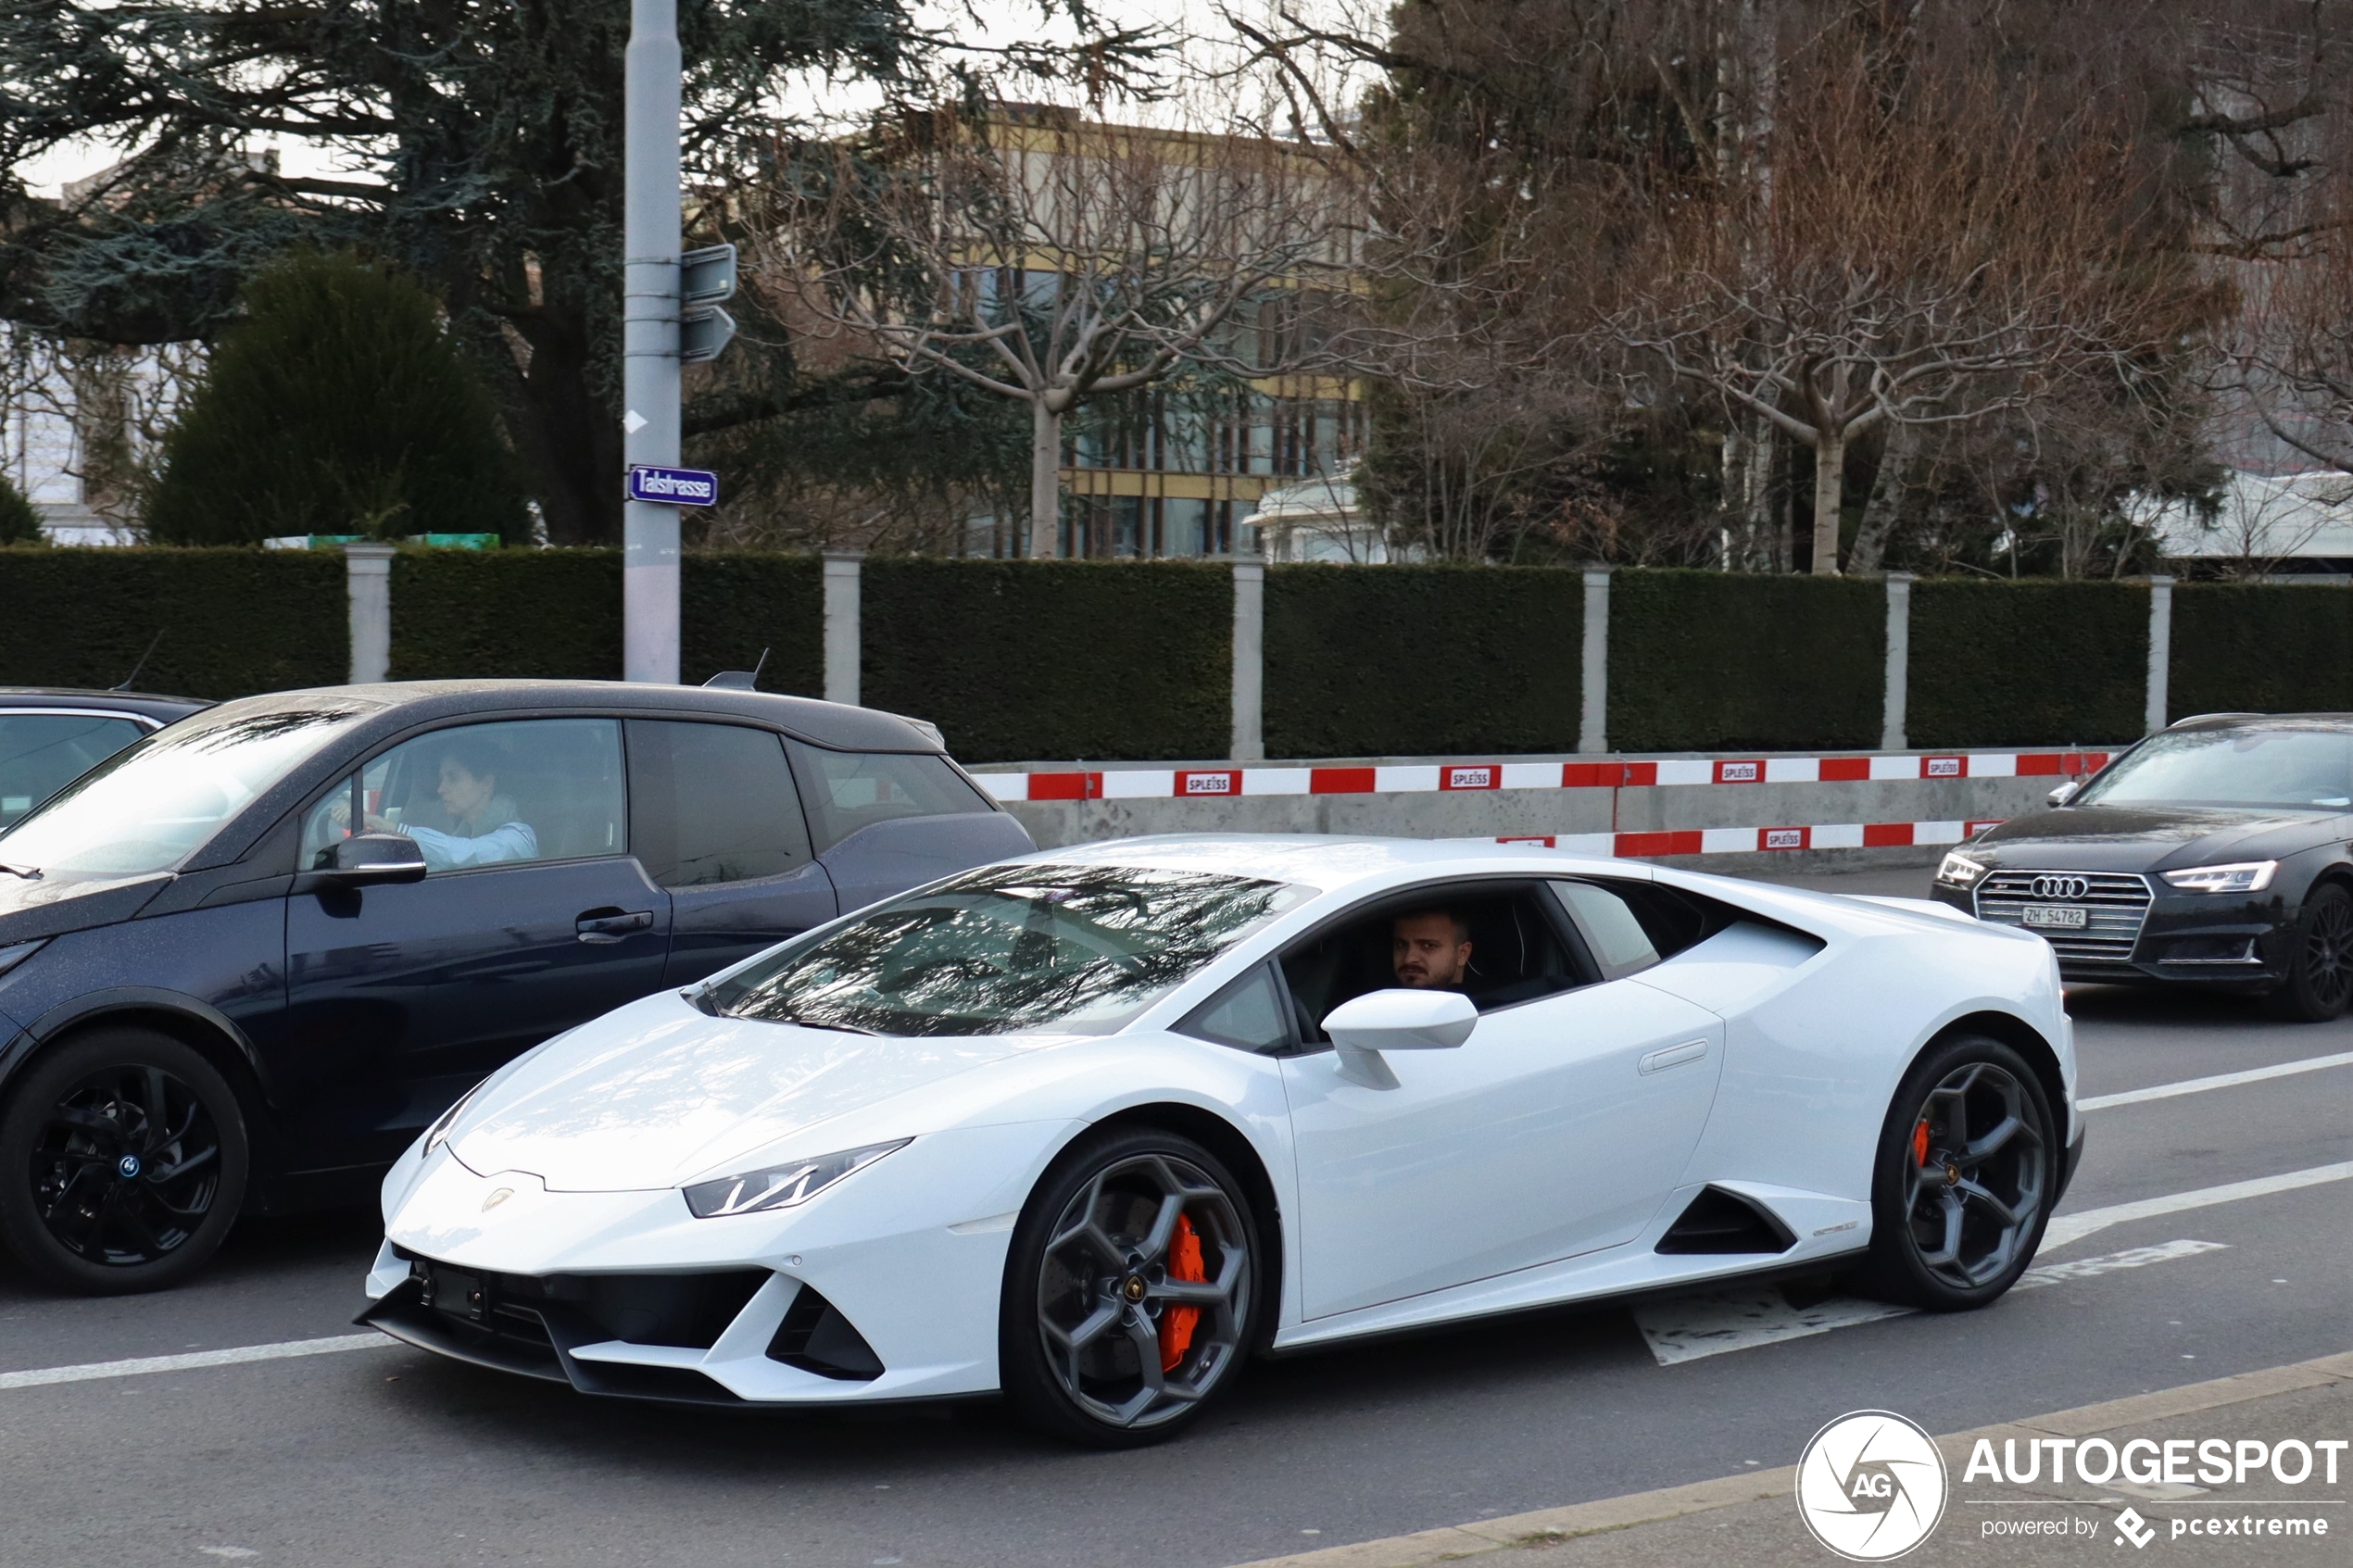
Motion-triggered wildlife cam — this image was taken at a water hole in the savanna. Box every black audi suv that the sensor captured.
[0,681,1030,1293]
[1929,713,2352,1021]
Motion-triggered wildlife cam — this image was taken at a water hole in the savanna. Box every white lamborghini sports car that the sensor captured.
[360,836,2082,1446]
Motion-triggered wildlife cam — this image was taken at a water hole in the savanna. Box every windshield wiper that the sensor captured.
[0,862,39,880]
[761,1010,878,1035]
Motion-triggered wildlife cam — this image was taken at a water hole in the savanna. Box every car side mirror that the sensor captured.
[1322,989,1477,1089]
[2046,781,2081,808]
[318,832,427,885]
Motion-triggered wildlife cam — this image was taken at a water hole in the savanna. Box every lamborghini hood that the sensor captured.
[447,990,1039,1193]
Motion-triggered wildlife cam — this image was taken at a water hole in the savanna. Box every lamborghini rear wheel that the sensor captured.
[1000,1126,1262,1448]
[1860,1034,2055,1311]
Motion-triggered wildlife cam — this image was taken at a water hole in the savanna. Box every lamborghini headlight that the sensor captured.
[684,1139,912,1219]
[2160,860,2278,895]
[1935,851,1988,889]
[422,1080,486,1157]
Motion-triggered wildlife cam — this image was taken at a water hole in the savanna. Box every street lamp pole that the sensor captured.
[622,0,681,683]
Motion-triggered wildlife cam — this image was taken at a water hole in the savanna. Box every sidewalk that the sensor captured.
[1232,1354,2353,1568]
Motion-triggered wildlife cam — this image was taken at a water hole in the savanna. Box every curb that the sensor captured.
[1226,1351,2353,1568]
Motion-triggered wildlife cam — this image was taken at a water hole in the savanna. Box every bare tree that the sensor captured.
[1604,37,2183,574]
[754,105,1362,557]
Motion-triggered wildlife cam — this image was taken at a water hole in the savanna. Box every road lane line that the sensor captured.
[2079,1050,2353,1111]
[2041,1161,2353,1252]
[0,1332,390,1392]
[2010,1236,2228,1288]
[1632,1287,1910,1365]
[1632,1236,2231,1365]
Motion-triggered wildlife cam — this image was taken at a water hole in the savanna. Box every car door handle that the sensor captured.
[1639,1038,1710,1075]
[576,909,655,944]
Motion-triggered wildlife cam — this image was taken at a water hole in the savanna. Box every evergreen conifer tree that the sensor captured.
[146,252,526,545]
[0,470,43,545]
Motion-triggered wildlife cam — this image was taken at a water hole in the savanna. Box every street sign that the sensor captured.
[680,242,737,305]
[679,304,736,364]
[625,464,719,507]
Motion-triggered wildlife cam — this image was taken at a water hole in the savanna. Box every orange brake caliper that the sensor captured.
[1913,1119,1931,1166]
[1159,1214,1206,1373]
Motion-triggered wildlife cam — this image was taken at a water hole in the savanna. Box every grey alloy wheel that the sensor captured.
[1001,1127,1261,1447]
[1896,1058,2048,1296]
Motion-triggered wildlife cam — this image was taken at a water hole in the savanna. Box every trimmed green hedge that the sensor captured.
[1608,570,1882,751]
[1909,580,2148,747]
[0,546,346,698]
[1265,564,1583,757]
[2171,583,2353,717]
[7,549,2348,760]
[390,548,621,680]
[861,558,1230,762]
[681,554,823,696]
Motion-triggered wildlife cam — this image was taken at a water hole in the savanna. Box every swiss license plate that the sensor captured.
[2021,905,2090,931]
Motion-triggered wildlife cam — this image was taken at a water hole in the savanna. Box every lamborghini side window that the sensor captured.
[1176,964,1293,1054]
[1550,878,1721,973]
[1279,883,1585,1042]
[1549,881,1662,980]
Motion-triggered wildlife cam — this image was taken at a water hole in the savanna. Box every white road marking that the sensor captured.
[1635,1236,2232,1365]
[2078,1051,2353,1111]
[2011,1237,2228,1289]
[0,1332,390,1392]
[1634,1287,1910,1365]
[2041,1162,2353,1252]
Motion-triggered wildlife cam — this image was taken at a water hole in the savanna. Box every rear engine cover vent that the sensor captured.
[768,1286,885,1381]
[1656,1186,1797,1255]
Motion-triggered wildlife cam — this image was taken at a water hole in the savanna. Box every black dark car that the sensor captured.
[0,681,1031,1293]
[0,687,211,831]
[1929,713,2352,1021]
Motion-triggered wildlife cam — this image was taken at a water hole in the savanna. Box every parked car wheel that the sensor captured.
[999,1128,1264,1448]
[1860,1035,2055,1311]
[2267,882,2353,1022]
[0,1027,249,1294]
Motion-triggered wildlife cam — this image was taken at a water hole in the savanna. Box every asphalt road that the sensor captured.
[1,865,2346,1568]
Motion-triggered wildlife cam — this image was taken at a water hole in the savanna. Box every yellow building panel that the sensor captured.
[1059,469,1289,502]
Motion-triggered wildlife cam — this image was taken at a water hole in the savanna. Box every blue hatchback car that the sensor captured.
[0,681,1031,1293]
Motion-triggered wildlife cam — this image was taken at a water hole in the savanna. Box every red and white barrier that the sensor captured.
[975,749,2112,804]
[1490,818,2008,859]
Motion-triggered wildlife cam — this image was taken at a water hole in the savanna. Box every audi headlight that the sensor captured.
[684,1139,912,1219]
[2161,860,2278,895]
[1935,851,1989,889]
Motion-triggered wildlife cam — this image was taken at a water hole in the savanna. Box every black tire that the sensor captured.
[999,1126,1265,1448]
[1858,1034,2056,1311]
[2266,883,2353,1022]
[0,1027,249,1295]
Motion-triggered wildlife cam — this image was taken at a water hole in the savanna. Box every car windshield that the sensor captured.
[707,862,1315,1037]
[2074,725,2353,810]
[0,704,369,877]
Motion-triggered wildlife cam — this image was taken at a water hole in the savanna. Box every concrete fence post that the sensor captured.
[1881,572,1914,752]
[344,543,394,684]
[823,551,862,707]
[2145,575,2174,734]
[1578,568,1610,756]
[1230,555,1265,762]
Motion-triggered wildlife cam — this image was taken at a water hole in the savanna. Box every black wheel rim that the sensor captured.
[2302,895,2353,1013]
[1035,1152,1251,1429]
[28,1065,223,1267]
[1901,1060,2045,1292]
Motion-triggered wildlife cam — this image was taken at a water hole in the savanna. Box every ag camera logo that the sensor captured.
[1795,1411,1949,1561]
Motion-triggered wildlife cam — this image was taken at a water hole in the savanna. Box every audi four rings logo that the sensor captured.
[2031,874,2091,900]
